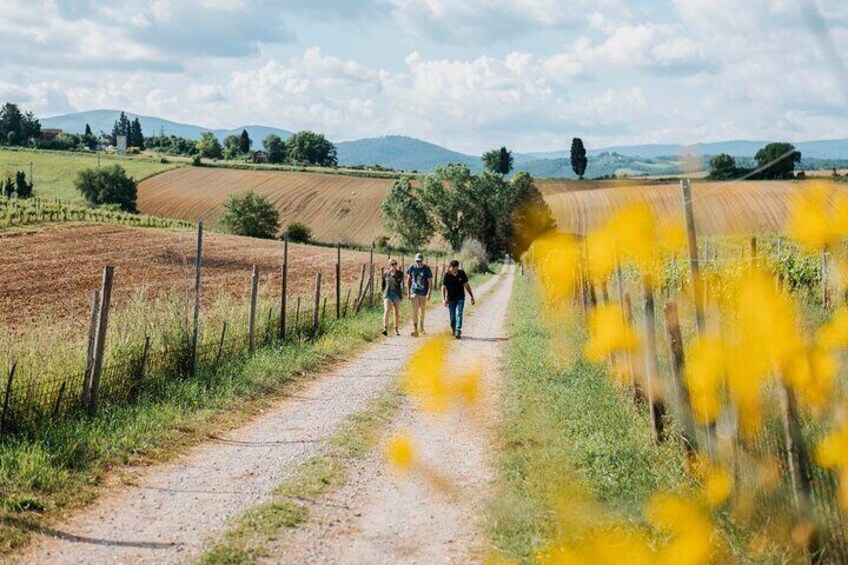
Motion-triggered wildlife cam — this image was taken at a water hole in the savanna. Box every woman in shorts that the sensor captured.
[382,259,403,336]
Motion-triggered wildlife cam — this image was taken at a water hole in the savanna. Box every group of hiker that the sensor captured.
[380,253,476,340]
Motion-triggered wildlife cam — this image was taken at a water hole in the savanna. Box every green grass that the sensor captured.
[487,274,689,561]
[0,147,181,203]
[0,304,389,557]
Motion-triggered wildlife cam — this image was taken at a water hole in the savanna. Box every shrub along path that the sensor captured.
[20,264,510,564]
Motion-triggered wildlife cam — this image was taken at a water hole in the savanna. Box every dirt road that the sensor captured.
[269,263,515,563]
[22,263,514,564]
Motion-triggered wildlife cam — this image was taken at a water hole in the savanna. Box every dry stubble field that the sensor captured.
[1,223,373,331]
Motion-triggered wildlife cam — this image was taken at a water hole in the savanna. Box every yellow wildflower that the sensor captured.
[386,432,415,471]
[585,304,639,362]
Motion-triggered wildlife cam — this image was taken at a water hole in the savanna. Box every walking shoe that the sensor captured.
[455,330,462,340]
[381,328,388,337]
[411,330,419,337]
[395,329,400,336]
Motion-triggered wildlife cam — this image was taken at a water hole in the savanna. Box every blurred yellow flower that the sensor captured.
[402,336,450,413]
[787,182,848,251]
[702,466,734,508]
[647,494,715,565]
[782,346,836,409]
[817,307,848,350]
[684,337,725,425]
[585,304,639,362]
[386,432,415,471]
[815,419,848,509]
[529,232,580,304]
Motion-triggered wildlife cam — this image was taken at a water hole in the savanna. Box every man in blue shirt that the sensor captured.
[406,252,433,337]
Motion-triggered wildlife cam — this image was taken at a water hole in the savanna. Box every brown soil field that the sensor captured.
[0,224,377,330]
[138,167,394,247]
[543,179,805,236]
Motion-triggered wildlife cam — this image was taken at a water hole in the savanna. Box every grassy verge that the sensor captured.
[0,305,389,556]
[488,274,688,561]
[199,382,404,564]
[0,147,182,202]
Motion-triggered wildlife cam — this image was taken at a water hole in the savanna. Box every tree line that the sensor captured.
[2,171,34,199]
[709,142,803,180]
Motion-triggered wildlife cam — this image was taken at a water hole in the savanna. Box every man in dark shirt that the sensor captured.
[441,259,475,339]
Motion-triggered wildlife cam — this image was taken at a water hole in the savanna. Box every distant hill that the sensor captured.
[335,135,482,172]
[38,110,848,175]
[41,110,293,143]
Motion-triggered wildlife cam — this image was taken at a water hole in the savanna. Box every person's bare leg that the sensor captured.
[382,299,390,335]
[393,302,400,335]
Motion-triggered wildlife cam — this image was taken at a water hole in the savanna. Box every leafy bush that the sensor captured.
[457,238,489,273]
[284,222,312,243]
[773,250,821,294]
[74,165,137,212]
[191,155,202,166]
[220,191,280,239]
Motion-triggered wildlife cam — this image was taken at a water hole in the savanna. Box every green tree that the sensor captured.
[82,123,98,150]
[482,146,514,175]
[111,111,131,145]
[223,134,242,160]
[419,163,482,251]
[571,138,588,179]
[381,177,434,249]
[285,222,312,243]
[263,133,286,164]
[510,172,555,257]
[239,129,252,154]
[708,153,738,180]
[197,132,223,159]
[286,131,337,166]
[0,102,40,146]
[755,142,801,179]
[129,117,145,149]
[3,177,14,198]
[74,165,138,212]
[15,171,33,199]
[220,191,281,239]
[85,123,92,136]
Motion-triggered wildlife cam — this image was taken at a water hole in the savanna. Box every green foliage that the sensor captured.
[148,134,198,156]
[380,177,433,249]
[482,146,513,175]
[191,154,202,166]
[0,102,41,146]
[286,131,337,166]
[509,172,556,257]
[110,111,132,146]
[239,129,252,154]
[262,134,286,164]
[571,137,588,179]
[129,117,145,149]
[220,191,281,239]
[708,153,738,180]
[419,163,482,251]
[457,238,489,273]
[755,142,801,179]
[284,222,312,243]
[773,250,821,294]
[14,171,32,199]
[223,134,242,160]
[74,164,138,212]
[197,132,223,159]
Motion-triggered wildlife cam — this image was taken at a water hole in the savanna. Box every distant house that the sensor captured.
[252,151,268,164]
[40,128,63,141]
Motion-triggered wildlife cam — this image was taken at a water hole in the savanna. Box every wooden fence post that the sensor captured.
[750,236,758,272]
[249,264,259,352]
[681,179,705,335]
[1,362,17,437]
[663,302,699,460]
[294,297,301,336]
[641,275,666,443]
[191,221,204,375]
[82,289,100,405]
[355,263,366,311]
[88,265,114,416]
[52,381,66,420]
[369,244,375,307]
[215,322,228,365]
[336,243,341,320]
[313,272,322,336]
[344,288,352,317]
[280,236,288,340]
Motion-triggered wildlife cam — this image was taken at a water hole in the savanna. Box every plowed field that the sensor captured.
[542,179,803,236]
[138,168,393,247]
[1,224,374,330]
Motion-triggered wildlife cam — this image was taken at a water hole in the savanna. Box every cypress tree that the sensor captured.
[570,138,588,180]
[239,129,251,154]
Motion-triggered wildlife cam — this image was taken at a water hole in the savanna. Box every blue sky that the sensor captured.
[0,0,845,153]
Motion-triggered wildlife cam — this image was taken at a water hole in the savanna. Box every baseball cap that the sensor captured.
[415,252,424,261]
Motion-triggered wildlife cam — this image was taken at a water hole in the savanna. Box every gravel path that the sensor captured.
[21,265,510,565]
[265,263,516,564]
